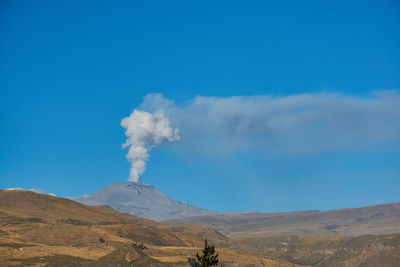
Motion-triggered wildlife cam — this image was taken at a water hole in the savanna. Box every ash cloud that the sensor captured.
[139,91,400,155]
[121,110,180,183]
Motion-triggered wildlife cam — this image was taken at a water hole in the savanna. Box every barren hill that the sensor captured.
[0,189,298,266]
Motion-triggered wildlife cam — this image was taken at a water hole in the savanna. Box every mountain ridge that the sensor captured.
[166,202,400,238]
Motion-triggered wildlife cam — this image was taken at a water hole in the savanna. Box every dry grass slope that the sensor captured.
[0,190,298,266]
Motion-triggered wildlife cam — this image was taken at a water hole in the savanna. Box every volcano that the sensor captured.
[71,182,212,221]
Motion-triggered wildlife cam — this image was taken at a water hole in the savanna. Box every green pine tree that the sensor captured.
[196,239,219,266]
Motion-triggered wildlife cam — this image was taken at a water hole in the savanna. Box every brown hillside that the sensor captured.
[229,233,400,267]
[0,190,123,224]
[0,190,299,266]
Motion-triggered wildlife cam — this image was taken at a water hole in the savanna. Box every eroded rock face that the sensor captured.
[71,182,213,221]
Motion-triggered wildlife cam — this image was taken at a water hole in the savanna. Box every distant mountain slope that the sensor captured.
[166,203,400,238]
[70,182,213,221]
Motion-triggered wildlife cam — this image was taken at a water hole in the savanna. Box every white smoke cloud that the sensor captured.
[121,91,400,181]
[138,90,400,155]
[121,110,180,183]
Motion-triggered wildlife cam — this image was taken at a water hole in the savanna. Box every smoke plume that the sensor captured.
[121,110,180,183]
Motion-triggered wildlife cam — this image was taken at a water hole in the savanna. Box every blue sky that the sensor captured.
[1,0,399,212]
